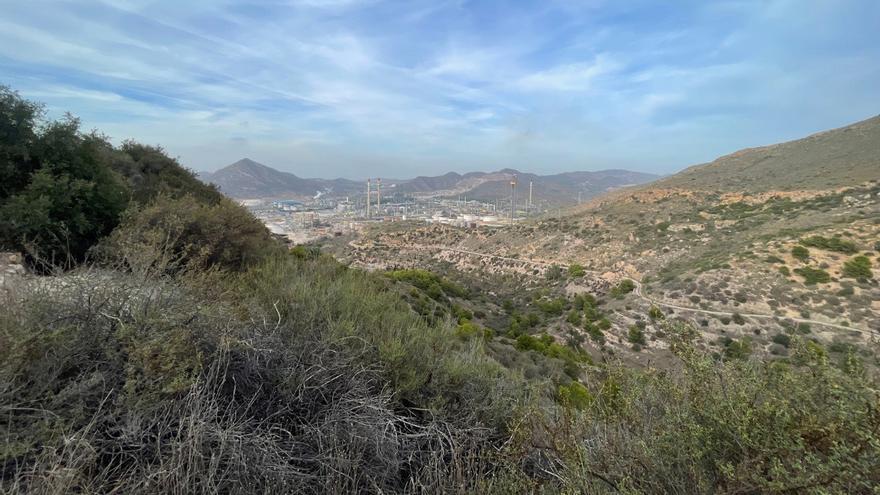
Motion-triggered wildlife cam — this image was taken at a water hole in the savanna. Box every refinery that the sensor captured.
[245,177,541,244]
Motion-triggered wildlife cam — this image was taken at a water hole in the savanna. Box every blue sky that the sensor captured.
[2,0,878,178]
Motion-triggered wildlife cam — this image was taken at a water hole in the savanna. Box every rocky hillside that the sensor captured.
[339,115,880,367]
[652,114,880,192]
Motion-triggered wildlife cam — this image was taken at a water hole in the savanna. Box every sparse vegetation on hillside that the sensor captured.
[3,87,880,494]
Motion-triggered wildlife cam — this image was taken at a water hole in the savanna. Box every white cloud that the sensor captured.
[515,55,620,92]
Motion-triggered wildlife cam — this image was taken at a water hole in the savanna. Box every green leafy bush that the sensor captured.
[557,381,593,410]
[793,266,831,285]
[610,279,636,298]
[0,88,129,267]
[498,323,880,493]
[791,245,810,261]
[100,194,280,273]
[800,235,858,254]
[584,322,605,344]
[722,337,752,360]
[648,305,664,320]
[545,264,563,280]
[841,255,872,279]
[387,268,467,300]
[771,333,791,347]
[536,297,566,316]
[627,325,646,346]
[568,263,586,277]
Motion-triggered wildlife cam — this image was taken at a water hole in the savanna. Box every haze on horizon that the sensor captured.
[2,0,878,179]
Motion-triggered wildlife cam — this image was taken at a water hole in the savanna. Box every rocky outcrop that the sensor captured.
[0,252,26,286]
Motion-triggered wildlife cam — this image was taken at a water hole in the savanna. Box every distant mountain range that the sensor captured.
[199,159,659,206]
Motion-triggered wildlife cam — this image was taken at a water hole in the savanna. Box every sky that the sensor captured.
[2,0,879,179]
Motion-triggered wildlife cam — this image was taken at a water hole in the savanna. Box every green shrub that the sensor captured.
[498,322,880,493]
[101,194,280,273]
[793,266,831,285]
[778,266,790,276]
[290,244,321,260]
[648,305,664,321]
[800,235,858,254]
[791,245,810,262]
[610,279,636,299]
[723,337,752,360]
[841,255,872,279]
[731,313,746,325]
[584,322,605,344]
[455,319,489,341]
[537,297,566,316]
[387,268,467,300]
[566,309,582,326]
[568,263,586,277]
[557,382,593,410]
[627,325,646,346]
[771,333,791,347]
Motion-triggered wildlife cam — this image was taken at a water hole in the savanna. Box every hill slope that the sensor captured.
[342,114,880,366]
[201,158,361,199]
[654,115,880,192]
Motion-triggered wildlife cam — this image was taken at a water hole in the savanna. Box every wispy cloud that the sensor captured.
[2,0,878,177]
[516,55,619,92]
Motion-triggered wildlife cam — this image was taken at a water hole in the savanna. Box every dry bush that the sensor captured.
[0,254,517,494]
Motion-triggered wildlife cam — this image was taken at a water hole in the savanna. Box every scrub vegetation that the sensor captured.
[2,88,880,494]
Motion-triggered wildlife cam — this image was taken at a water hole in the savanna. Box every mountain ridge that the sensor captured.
[201,159,659,206]
[647,114,880,192]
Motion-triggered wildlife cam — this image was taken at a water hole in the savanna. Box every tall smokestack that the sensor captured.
[366,179,371,218]
[377,178,382,216]
[528,181,533,212]
[510,175,517,225]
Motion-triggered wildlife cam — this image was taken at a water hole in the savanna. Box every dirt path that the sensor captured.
[428,245,875,338]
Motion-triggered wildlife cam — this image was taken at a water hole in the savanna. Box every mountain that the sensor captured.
[652,115,880,192]
[200,158,361,199]
[455,169,659,205]
[202,158,659,205]
[391,169,658,206]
